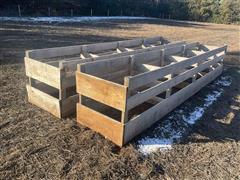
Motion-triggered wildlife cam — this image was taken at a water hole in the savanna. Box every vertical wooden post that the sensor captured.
[18,5,21,17]
[90,9,93,16]
[29,77,35,87]
[107,9,110,16]
[71,9,73,17]
[192,74,197,82]
[77,64,85,105]
[182,45,187,56]
[165,88,172,98]
[59,62,66,100]
[129,56,134,76]
[121,76,130,124]
[160,49,165,67]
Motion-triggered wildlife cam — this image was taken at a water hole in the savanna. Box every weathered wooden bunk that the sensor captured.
[25,37,185,118]
[76,43,227,146]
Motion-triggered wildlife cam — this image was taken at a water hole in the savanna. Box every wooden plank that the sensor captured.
[164,45,183,56]
[118,38,143,48]
[25,57,61,89]
[77,104,124,146]
[76,72,127,111]
[26,45,82,59]
[127,54,225,110]
[124,65,223,144]
[131,49,161,65]
[82,42,118,53]
[81,56,130,76]
[128,46,226,90]
[59,41,185,73]
[143,36,161,46]
[26,84,61,117]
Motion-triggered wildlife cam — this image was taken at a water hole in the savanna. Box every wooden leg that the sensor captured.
[165,88,172,98]
[29,77,36,87]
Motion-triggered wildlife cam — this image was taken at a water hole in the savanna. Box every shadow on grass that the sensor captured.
[185,67,240,143]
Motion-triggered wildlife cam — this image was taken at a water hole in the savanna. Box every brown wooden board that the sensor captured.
[77,104,124,146]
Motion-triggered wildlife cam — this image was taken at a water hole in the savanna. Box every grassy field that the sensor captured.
[0,19,240,179]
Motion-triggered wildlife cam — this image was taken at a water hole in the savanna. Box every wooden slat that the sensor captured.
[26,84,61,117]
[143,36,161,46]
[25,57,61,89]
[82,42,118,53]
[131,49,161,65]
[60,41,185,73]
[76,72,127,111]
[164,45,183,56]
[128,46,226,90]
[81,56,130,75]
[26,45,82,59]
[118,38,143,48]
[127,54,225,110]
[77,104,124,146]
[124,65,223,144]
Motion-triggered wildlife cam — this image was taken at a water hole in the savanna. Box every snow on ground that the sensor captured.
[138,76,232,155]
[0,16,155,23]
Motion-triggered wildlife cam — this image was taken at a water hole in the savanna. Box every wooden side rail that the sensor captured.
[76,43,227,146]
[128,46,227,90]
[26,36,163,60]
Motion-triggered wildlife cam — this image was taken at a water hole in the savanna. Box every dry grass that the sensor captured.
[0,19,240,179]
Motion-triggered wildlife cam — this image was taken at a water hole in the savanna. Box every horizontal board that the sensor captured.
[60,41,186,72]
[82,42,118,53]
[127,54,224,109]
[26,36,163,59]
[80,56,130,75]
[77,104,124,146]
[128,45,227,90]
[25,57,61,89]
[26,84,61,117]
[76,72,127,111]
[131,49,161,65]
[124,65,223,144]
[26,45,82,59]
[143,36,162,46]
[118,38,143,48]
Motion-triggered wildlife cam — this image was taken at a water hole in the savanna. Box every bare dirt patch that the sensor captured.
[0,19,240,179]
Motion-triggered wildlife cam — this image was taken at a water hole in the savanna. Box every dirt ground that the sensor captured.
[0,19,240,179]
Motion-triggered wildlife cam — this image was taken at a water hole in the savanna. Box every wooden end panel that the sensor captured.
[76,72,127,111]
[77,104,124,146]
[26,84,61,118]
[25,57,61,89]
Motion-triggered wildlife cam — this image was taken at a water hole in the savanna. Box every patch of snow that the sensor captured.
[183,107,204,125]
[215,76,232,87]
[0,16,155,23]
[137,76,231,155]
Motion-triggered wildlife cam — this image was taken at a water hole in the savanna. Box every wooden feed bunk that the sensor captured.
[76,43,227,146]
[25,37,185,118]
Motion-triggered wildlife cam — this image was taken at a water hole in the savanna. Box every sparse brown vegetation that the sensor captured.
[0,19,240,179]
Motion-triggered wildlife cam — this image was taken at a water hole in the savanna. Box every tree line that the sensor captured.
[0,0,239,24]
